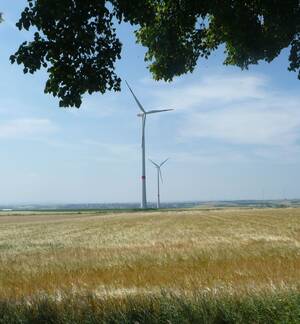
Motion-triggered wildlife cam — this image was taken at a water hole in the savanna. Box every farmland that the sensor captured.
[0,207,299,322]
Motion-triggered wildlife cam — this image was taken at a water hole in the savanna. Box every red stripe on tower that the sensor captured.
[141,176,146,180]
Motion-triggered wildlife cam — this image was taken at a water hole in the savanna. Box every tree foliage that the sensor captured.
[10,0,300,108]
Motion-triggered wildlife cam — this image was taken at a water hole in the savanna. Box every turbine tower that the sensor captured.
[149,158,169,209]
[125,81,173,209]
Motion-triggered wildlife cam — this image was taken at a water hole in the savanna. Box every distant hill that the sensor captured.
[1,199,299,211]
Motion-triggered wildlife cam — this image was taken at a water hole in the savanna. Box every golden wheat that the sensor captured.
[0,208,299,299]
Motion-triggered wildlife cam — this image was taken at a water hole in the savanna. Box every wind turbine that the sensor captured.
[149,158,169,209]
[125,81,173,209]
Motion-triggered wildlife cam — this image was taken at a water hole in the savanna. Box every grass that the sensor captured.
[0,207,300,322]
[1,290,300,323]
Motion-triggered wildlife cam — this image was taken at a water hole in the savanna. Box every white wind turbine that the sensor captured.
[149,158,169,209]
[125,81,173,209]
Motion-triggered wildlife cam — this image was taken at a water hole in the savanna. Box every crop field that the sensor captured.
[0,207,300,323]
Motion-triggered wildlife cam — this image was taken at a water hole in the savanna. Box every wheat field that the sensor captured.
[0,207,299,302]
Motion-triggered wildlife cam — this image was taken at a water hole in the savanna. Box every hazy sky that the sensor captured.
[0,1,299,204]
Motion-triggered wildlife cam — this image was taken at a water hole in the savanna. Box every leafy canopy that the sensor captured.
[10,0,300,108]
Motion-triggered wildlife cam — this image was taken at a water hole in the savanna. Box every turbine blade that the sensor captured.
[159,169,163,183]
[149,159,159,168]
[160,158,169,167]
[125,81,146,113]
[146,109,174,114]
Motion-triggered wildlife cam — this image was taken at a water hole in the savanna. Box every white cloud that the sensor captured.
[253,145,300,163]
[0,118,57,139]
[150,73,267,110]
[181,102,300,146]
[169,150,248,164]
[146,72,300,147]
[139,76,183,87]
[141,71,300,163]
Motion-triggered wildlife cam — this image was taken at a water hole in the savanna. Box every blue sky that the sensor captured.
[0,1,299,204]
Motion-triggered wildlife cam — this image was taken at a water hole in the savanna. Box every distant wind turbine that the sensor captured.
[125,81,173,209]
[149,158,169,209]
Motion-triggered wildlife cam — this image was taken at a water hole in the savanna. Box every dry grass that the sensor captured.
[0,208,299,300]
